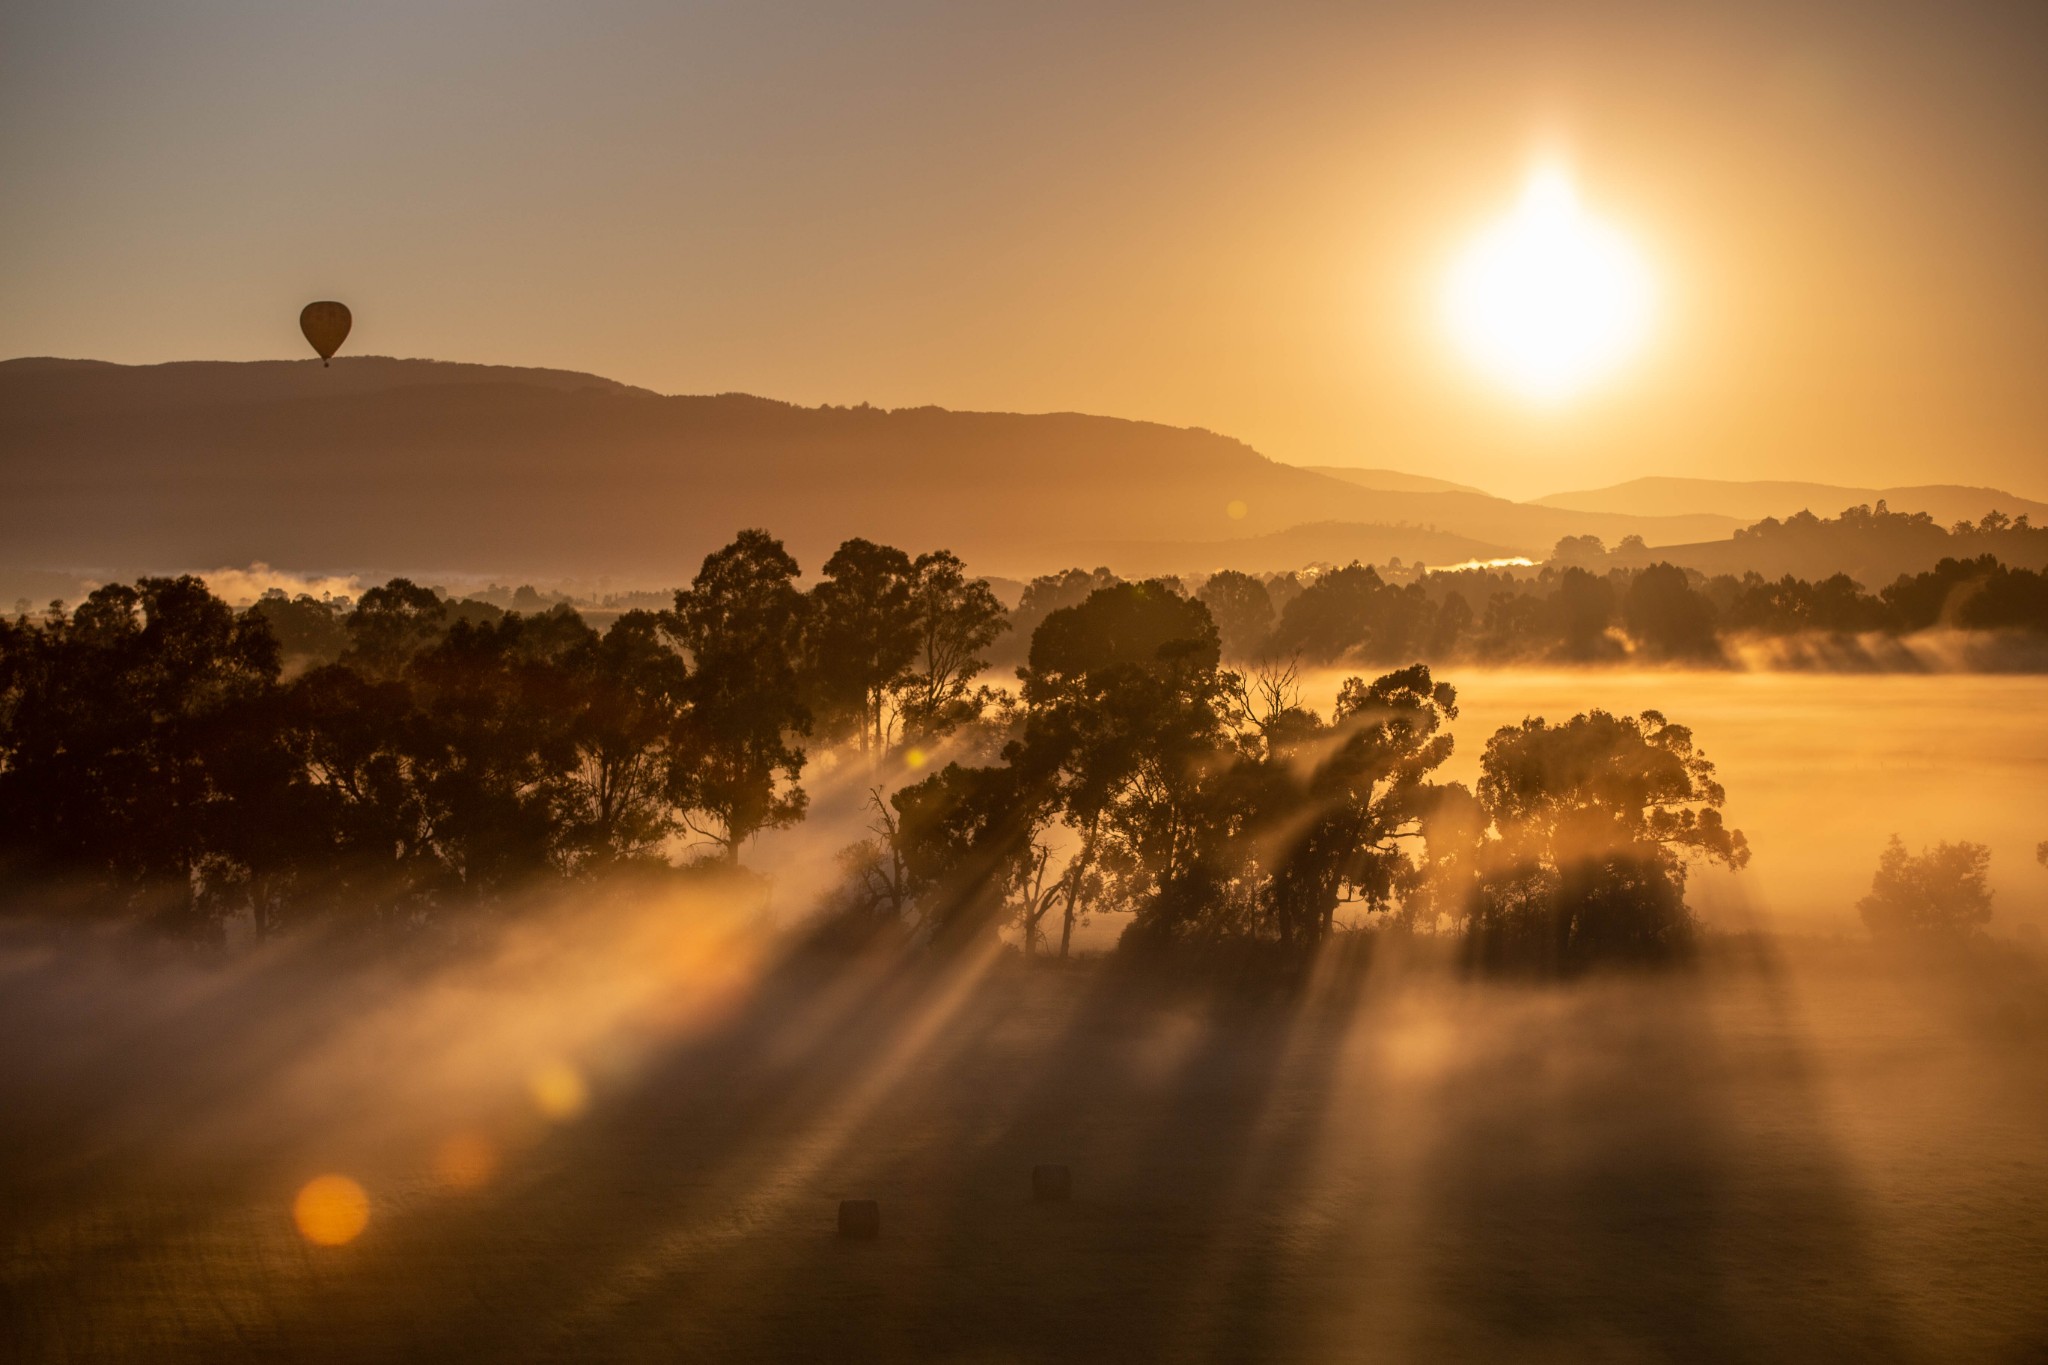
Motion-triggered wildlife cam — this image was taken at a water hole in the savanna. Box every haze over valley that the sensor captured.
[7,2,2048,1361]
[6,356,2042,603]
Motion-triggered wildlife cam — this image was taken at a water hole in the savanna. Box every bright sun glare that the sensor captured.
[1443,164,1655,405]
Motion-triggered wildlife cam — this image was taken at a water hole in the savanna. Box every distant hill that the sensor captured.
[3,356,650,409]
[0,357,1763,589]
[1536,476,2048,529]
[1606,506,2048,587]
[1296,465,1489,496]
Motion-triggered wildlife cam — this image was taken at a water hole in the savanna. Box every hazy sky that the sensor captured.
[4,0,2046,498]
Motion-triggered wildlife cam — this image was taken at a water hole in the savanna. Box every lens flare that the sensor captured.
[292,1174,370,1246]
[529,1061,588,1120]
[1443,163,1656,404]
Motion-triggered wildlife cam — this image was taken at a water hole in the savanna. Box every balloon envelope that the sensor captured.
[300,301,351,363]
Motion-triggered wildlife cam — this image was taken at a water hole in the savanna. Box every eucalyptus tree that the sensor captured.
[664,530,812,863]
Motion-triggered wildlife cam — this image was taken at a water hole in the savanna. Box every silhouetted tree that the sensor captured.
[1466,709,1748,970]
[1215,664,1459,948]
[893,550,1008,744]
[1197,570,1276,660]
[806,538,917,754]
[343,578,449,679]
[561,610,689,868]
[274,661,435,926]
[890,761,1048,943]
[1547,567,1619,661]
[1859,835,1993,938]
[1551,534,1606,567]
[251,590,351,669]
[833,787,913,927]
[664,530,811,862]
[1014,580,1226,953]
[1623,564,1721,661]
[1271,564,1386,662]
[0,578,280,934]
[996,566,1121,665]
[401,610,591,898]
[1427,590,1472,657]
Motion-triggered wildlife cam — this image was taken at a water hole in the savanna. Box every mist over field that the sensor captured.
[763,668,2048,950]
[4,875,2045,1362]
[4,657,2045,1360]
[11,0,2048,1358]
[1431,670,2048,933]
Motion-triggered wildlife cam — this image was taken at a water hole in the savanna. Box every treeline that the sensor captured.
[0,532,1752,972]
[1733,500,2040,543]
[860,579,1747,970]
[0,532,1004,938]
[1173,552,2048,666]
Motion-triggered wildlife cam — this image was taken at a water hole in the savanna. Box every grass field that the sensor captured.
[4,911,2045,1364]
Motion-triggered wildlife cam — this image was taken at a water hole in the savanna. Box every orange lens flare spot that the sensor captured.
[293,1174,370,1246]
[433,1132,499,1190]
[529,1061,588,1120]
[1226,499,1249,520]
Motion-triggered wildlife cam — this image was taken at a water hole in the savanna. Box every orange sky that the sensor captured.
[3,1,2045,499]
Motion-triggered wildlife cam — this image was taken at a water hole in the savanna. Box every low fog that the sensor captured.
[5,664,2047,1361]
[4,880,2044,1361]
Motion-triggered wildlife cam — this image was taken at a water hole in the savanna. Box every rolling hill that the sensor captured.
[0,357,1770,592]
[1295,465,1489,496]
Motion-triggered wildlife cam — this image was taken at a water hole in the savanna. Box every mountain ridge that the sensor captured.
[0,356,1981,590]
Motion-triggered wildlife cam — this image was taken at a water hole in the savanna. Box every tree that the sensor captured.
[1467,709,1748,969]
[893,550,1008,744]
[343,579,449,678]
[401,610,591,898]
[805,538,918,755]
[890,761,1046,943]
[0,577,281,933]
[1427,591,1472,658]
[1018,580,1228,953]
[1197,570,1276,660]
[275,661,435,927]
[664,530,811,862]
[1624,563,1721,661]
[1551,534,1606,567]
[997,567,1120,665]
[250,590,351,669]
[1271,563,1384,662]
[1859,836,1993,938]
[1221,664,1460,947]
[1547,567,1619,661]
[561,610,689,868]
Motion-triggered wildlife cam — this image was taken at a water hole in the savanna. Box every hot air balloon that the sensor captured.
[300,301,352,366]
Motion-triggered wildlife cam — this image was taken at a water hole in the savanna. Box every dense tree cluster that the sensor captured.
[1733,500,2038,543]
[0,539,1753,969]
[861,579,1748,967]
[0,532,1005,938]
[1106,551,2048,668]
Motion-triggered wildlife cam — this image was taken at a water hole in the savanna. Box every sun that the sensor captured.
[1442,164,1656,405]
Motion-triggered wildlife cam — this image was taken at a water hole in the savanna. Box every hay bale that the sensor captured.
[1031,1164,1071,1202]
[838,1199,881,1239]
